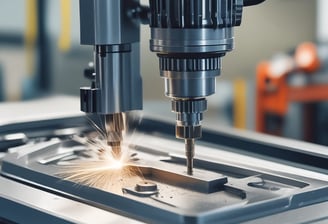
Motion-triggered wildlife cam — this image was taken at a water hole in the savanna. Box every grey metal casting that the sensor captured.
[79,0,142,114]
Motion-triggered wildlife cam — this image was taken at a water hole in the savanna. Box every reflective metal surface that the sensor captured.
[79,0,142,114]
[1,117,328,223]
[148,0,247,174]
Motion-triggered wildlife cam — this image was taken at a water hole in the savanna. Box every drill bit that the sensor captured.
[185,138,195,175]
[172,99,206,175]
[105,113,124,159]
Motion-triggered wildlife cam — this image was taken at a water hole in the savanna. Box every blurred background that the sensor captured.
[0,0,327,145]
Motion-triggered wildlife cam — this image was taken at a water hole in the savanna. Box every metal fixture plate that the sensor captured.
[1,132,328,224]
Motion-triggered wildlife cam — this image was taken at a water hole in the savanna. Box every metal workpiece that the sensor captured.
[1,120,328,224]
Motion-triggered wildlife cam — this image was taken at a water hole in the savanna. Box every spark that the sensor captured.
[107,159,124,170]
[57,113,144,194]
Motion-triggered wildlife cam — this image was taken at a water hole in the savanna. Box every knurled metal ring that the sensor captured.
[172,99,207,113]
[159,56,220,72]
[176,125,202,139]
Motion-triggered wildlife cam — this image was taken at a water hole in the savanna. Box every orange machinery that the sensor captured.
[256,42,328,142]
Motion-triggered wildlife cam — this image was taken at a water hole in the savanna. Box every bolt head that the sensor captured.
[135,181,158,192]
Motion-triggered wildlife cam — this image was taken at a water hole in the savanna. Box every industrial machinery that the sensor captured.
[256,42,328,144]
[79,0,265,175]
[2,1,328,224]
[1,104,328,223]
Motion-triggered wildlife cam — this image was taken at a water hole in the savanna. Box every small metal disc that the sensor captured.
[135,181,157,192]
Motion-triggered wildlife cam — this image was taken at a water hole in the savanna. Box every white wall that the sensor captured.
[0,0,25,32]
[317,0,328,42]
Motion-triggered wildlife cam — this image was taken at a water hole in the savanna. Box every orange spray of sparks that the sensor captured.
[58,114,143,194]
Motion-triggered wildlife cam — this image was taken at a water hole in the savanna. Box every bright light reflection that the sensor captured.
[106,159,124,170]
